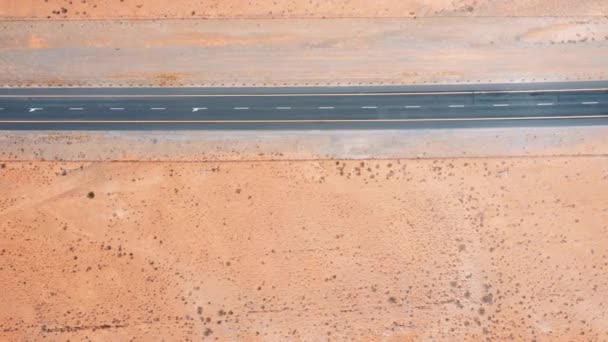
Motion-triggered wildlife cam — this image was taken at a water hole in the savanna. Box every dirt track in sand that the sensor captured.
[1,157,607,340]
[1,0,607,19]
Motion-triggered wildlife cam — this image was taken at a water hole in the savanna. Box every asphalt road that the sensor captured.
[1,82,607,130]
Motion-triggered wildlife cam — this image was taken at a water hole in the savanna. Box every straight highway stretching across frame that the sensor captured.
[1,82,607,130]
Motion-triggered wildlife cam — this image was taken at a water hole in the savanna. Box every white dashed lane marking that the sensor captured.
[4,94,605,118]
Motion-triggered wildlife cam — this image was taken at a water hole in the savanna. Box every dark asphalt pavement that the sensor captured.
[1,82,607,130]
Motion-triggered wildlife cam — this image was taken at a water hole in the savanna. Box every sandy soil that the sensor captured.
[2,18,607,87]
[2,127,608,162]
[0,156,607,340]
[1,0,606,19]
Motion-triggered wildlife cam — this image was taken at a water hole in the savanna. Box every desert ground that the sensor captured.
[1,0,608,341]
[2,18,607,87]
[1,156,608,340]
[1,0,606,19]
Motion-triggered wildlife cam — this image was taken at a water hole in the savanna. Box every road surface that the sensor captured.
[0,82,607,130]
